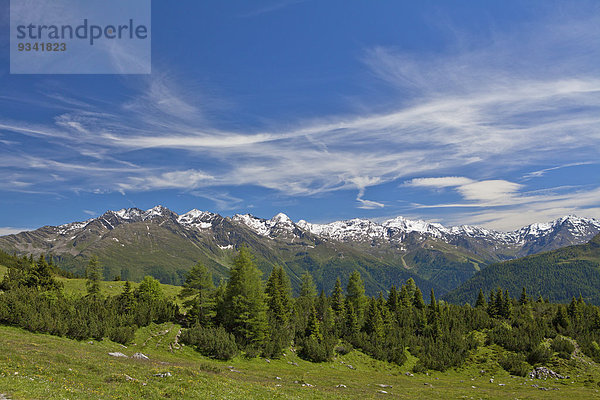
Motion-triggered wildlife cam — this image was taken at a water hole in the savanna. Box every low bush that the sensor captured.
[499,353,530,377]
[527,344,552,365]
[551,337,575,359]
[181,325,239,360]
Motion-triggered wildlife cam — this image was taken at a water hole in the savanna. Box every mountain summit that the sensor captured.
[1,206,598,295]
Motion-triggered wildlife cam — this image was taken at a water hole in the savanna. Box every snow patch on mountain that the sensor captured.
[178,209,218,230]
[233,213,297,237]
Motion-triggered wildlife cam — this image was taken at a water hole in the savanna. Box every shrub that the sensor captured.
[527,344,552,365]
[243,345,261,359]
[499,353,530,377]
[109,326,136,344]
[181,325,239,360]
[334,342,352,356]
[297,335,335,362]
[551,337,574,359]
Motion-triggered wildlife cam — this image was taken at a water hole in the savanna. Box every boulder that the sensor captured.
[132,353,149,360]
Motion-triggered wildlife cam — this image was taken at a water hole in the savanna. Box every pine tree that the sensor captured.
[119,281,135,313]
[331,277,345,316]
[299,271,317,299]
[86,256,101,297]
[364,297,384,339]
[475,289,486,308]
[503,289,512,319]
[213,278,228,326]
[404,278,417,298]
[345,302,360,338]
[387,285,399,314]
[399,284,411,308]
[330,277,346,336]
[553,305,571,332]
[429,288,438,314]
[413,287,425,309]
[346,270,367,323]
[519,287,528,305]
[223,247,268,347]
[567,296,583,329]
[495,288,505,318]
[306,305,323,342]
[487,290,498,318]
[264,266,293,357]
[179,262,216,326]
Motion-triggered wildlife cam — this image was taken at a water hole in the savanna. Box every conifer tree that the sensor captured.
[331,277,345,316]
[413,287,425,309]
[213,278,228,326]
[387,285,399,314]
[568,296,583,329]
[306,305,323,342]
[223,247,268,346]
[119,281,135,313]
[179,262,216,326]
[475,289,486,308]
[264,266,293,357]
[346,270,367,323]
[299,271,317,299]
[553,305,571,332]
[86,256,101,297]
[519,287,528,305]
[399,284,411,308]
[345,302,360,338]
[429,288,438,314]
[364,297,384,339]
[404,278,417,298]
[487,290,498,317]
[503,289,512,319]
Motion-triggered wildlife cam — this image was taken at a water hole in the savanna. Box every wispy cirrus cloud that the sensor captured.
[0,8,599,226]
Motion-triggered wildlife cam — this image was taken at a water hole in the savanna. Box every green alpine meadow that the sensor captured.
[3,239,600,399]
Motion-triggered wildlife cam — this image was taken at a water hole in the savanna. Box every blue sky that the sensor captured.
[0,0,599,233]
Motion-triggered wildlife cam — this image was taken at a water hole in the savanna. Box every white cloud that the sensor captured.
[456,180,523,204]
[0,227,31,236]
[405,177,475,188]
[119,169,214,191]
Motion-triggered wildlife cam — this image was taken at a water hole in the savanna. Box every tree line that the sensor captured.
[3,248,600,373]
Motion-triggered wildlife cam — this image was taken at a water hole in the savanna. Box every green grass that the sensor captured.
[57,276,183,303]
[2,324,600,399]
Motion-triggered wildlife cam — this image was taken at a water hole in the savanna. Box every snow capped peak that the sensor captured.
[233,214,271,236]
[233,212,298,237]
[515,215,600,241]
[178,209,218,229]
[383,216,447,237]
[270,213,293,224]
[114,208,143,220]
[179,209,216,220]
[144,205,170,217]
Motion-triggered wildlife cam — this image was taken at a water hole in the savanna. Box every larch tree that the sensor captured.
[179,262,216,326]
[224,247,268,347]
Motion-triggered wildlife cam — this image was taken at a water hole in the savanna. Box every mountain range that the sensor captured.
[1,206,599,296]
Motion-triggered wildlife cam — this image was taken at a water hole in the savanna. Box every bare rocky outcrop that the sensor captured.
[528,367,568,380]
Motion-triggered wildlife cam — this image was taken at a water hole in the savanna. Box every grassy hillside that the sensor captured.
[56,276,183,303]
[2,323,600,399]
[444,234,600,304]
